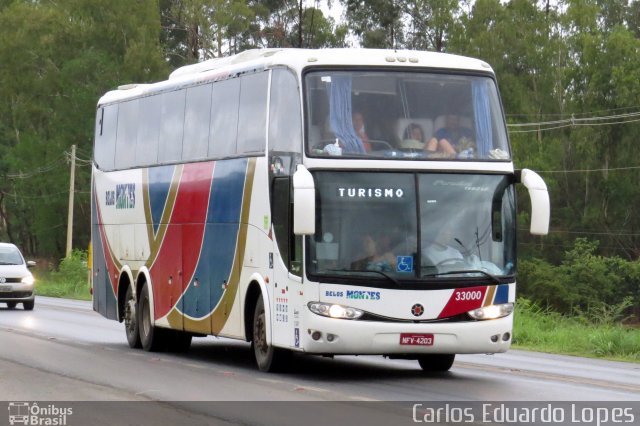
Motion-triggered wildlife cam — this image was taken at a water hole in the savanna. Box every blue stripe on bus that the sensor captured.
[494,284,509,304]
[180,158,247,318]
[91,194,118,320]
[148,165,176,234]
[208,158,248,224]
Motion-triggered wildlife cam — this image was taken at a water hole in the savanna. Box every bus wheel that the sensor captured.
[23,300,34,311]
[167,331,192,353]
[417,354,455,372]
[6,302,16,309]
[124,285,141,349]
[252,294,289,372]
[138,282,167,352]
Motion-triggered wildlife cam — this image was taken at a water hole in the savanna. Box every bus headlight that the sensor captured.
[308,302,364,320]
[468,303,514,320]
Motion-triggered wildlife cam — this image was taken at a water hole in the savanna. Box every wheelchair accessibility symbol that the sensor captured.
[396,256,413,273]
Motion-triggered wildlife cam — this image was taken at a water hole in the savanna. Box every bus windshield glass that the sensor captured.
[308,172,516,283]
[305,70,510,160]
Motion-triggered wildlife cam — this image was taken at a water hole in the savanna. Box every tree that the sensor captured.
[0,0,167,258]
[403,0,460,52]
[342,0,404,48]
[161,0,254,64]
[290,6,349,48]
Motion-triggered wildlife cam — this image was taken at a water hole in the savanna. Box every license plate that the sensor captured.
[399,333,434,346]
[0,285,11,292]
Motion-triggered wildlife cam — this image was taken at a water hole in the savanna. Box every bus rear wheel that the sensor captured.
[252,294,289,372]
[124,285,141,349]
[417,354,455,372]
[138,282,167,352]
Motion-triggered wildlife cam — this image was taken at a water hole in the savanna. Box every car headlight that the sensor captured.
[21,275,35,286]
[308,302,364,320]
[468,303,514,320]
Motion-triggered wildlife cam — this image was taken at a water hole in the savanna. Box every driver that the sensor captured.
[351,232,396,272]
[422,225,464,266]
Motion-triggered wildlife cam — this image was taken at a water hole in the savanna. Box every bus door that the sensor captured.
[270,176,304,349]
[268,68,304,348]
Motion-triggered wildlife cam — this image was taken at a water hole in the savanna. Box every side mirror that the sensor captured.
[292,165,316,235]
[27,260,37,268]
[517,169,550,235]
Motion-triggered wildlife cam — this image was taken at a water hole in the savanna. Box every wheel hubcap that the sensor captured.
[255,312,268,353]
[125,299,136,334]
[142,300,151,336]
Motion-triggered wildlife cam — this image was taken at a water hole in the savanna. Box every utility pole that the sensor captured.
[66,144,76,257]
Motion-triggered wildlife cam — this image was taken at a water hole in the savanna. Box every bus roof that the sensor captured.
[97,48,495,106]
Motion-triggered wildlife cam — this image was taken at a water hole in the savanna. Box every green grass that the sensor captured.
[34,271,92,301]
[32,250,92,301]
[512,298,640,363]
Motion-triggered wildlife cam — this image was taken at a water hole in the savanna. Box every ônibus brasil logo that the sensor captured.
[8,402,72,426]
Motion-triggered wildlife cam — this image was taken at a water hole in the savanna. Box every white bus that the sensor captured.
[91,48,549,372]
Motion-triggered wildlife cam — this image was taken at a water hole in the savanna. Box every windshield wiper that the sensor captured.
[328,269,401,287]
[0,261,19,265]
[422,269,500,284]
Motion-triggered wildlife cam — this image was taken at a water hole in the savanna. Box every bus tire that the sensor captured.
[138,282,167,352]
[417,354,455,372]
[252,294,289,372]
[167,331,192,353]
[23,300,34,311]
[124,285,142,349]
[6,302,16,309]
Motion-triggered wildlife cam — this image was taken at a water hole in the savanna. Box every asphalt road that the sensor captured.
[0,297,638,425]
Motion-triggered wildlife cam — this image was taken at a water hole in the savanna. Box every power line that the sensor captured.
[3,150,92,179]
[1,190,69,200]
[5,156,67,179]
[510,118,640,133]
[506,105,640,118]
[508,114,640,133]
[519,228,640,237]
[508,110,640,127]
[535,165,640,173]
[518,242,632,251]
[0,189,89,200]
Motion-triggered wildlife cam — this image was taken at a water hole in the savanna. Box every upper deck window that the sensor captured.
[305,70,510,161]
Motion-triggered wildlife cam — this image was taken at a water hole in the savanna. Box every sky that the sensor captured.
[316,0,344,23]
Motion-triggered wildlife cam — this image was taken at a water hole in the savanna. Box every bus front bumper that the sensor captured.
[300,312,513,355]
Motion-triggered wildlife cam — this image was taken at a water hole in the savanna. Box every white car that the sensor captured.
[0,243,35,310]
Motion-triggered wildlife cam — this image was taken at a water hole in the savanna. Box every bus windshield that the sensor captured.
[305,70,510,160]
[308,172,516,283]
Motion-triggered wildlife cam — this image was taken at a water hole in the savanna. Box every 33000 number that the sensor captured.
[455,290,483,301]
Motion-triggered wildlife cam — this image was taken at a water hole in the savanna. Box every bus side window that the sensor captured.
[135,95,161,167]
[209,78,240,158]
[115,99,139,170]
[269,69,302,155]
[158,89,185,164]
[271,177,302,276]
[94,105,118,170]
[269,68,302,177]
[183,84,212,161]
[237,72,268,154]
